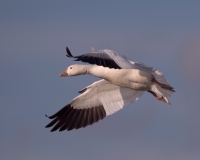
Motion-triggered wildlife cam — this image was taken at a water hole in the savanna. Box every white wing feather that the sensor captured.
[70,80,144,116]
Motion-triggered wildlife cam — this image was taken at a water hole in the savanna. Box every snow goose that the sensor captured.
[46,47,175,132]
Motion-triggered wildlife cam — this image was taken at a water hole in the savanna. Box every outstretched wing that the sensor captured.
[66,47,133,69]
[46,80,144,131]
[66,47,156,71]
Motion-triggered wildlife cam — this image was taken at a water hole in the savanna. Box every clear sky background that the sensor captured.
[1,1,200,160]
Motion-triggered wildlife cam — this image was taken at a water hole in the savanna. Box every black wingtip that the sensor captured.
[66,47,73,57]
[78,88,87,94]
[45,114,56,119]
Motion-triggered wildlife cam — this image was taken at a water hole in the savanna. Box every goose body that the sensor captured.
[63,64,153,90]
[46,47,175,132]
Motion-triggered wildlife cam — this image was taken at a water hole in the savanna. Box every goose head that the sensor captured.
[59,64,88,77]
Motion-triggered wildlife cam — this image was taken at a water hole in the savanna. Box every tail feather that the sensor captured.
[150,80,174,104]
[148,70,174,104]
[152,78,175,92]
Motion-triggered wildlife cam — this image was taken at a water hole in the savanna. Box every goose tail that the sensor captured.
[149,78,175,105]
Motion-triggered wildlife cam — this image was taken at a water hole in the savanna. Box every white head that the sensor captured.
[59,64,88,77]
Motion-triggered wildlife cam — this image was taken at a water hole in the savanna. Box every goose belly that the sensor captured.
[106,69,152,90]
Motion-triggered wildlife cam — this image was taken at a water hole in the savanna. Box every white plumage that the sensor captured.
[71,79,143,116]
[46,47,175,132]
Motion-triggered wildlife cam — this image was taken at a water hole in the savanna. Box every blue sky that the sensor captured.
[1,1,200,160]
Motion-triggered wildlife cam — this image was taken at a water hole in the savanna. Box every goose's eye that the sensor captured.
[70,67,72,69]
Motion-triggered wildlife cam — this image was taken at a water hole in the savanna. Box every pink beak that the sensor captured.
[59,71,68,77]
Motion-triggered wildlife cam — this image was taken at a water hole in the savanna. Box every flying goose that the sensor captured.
[46,47,175,132]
